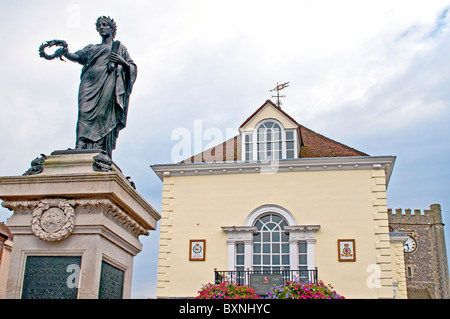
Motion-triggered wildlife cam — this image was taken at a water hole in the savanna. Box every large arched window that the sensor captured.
[252,214,290,272]
[222,205,319,277]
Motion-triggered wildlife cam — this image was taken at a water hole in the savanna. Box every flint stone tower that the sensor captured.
[388,204,449,299]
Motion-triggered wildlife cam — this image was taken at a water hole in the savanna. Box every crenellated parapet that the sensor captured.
[388,204,443,226]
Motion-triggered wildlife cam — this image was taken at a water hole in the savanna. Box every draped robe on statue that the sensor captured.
[75,42,137,158]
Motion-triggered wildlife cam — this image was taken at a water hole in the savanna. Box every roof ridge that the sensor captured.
[239,99,301,129]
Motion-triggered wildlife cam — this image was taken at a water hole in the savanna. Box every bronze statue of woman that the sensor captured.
[63,16,137,158]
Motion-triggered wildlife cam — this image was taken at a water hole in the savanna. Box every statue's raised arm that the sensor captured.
[62,51,82,64]
[39,16,137,159]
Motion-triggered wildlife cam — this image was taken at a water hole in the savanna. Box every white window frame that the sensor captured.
[241,120,298,161]
[285,129,297,159]
[221,226,257,271]
[284,226,319,271]
[252,213,290,271]
[222,205,319,271]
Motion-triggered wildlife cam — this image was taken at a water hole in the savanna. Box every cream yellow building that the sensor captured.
[152,100,406,299]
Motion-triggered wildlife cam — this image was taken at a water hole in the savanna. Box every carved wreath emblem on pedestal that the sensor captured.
[31,199,75,242]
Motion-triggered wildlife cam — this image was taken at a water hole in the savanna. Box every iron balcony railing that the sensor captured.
[214,268,318,294]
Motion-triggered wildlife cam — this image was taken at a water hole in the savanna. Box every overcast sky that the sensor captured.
[0,1,449,298]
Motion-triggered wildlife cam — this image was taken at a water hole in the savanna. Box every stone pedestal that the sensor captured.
[0,150,160,299]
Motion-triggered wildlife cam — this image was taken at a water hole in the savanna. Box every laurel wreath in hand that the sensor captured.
[39,39,69,61]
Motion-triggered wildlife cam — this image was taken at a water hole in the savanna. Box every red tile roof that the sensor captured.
[181,100,368,163]
[182,135,241,163]
[0,222,13,241]
[298,125,368,158]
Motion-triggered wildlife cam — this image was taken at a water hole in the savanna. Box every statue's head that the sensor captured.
[96,16,117,39]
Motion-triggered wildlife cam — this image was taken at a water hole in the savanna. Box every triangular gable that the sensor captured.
[239,100,301,131]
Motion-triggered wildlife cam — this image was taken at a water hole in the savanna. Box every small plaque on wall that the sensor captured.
[338,239,356,262]
[189,239,206,261]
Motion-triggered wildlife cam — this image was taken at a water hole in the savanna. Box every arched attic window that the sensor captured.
[257,121,282,161]
[243,120,297,161]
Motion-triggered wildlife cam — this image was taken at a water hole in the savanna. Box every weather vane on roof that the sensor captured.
[270,82,289,108]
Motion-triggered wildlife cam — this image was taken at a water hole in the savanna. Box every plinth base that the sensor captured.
[0,149,160,299]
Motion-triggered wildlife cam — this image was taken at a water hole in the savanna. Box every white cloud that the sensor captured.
[1,0,450,298]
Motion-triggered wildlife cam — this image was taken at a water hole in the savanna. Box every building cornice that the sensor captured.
[221,226,258,233]
[389,231,409,244]
[284,225,321,232]
[151,155,396,187]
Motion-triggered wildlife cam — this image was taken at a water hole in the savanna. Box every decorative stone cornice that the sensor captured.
[284,225,321,232]
[2,200,39,214]
[0,172,160,229]
[221,226,258,242]
[80,199,149,237]
[2,198,149,238]
[151,155,396,187]
[285,225,320,241]
[221,226,258,233]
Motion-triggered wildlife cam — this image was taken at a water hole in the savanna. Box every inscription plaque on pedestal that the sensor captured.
[21,256,81,299]
[98,261,124,299]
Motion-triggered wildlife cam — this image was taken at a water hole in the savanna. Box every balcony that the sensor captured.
[214,268,318,296]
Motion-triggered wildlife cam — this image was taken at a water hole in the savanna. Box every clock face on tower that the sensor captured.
[403,235,417,253]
